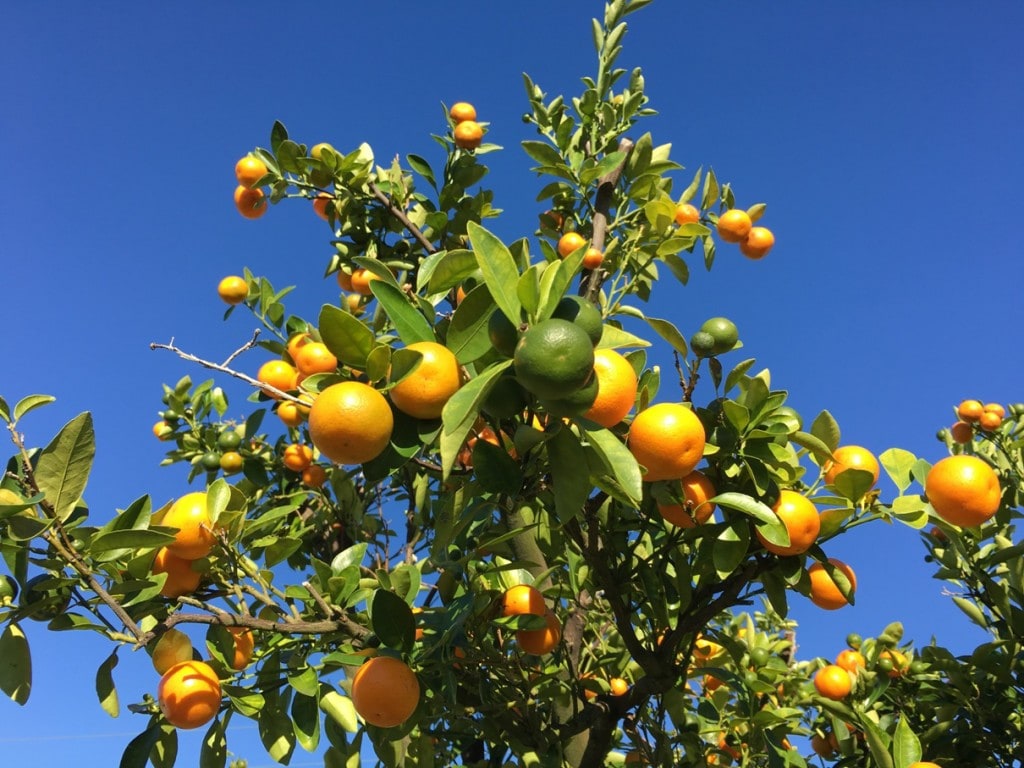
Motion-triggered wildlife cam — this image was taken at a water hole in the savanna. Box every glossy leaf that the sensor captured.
[439,360,512,478]
[370,280,435,345]
[447,284,496,363]
[35,411,94,521]
[13,394,55,422]
[319,304,376,369]
[320,687,359,733]
[467,222,521,325]
[292,692,321,752]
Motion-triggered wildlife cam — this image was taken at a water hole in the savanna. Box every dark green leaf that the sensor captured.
[270,121,288,154]
[439,360,512,478]
[319,304,376,369]
[406,154,436,188]
[200,717,227,768]
[421,249,477,294]
[447,284,496,363]
[259,705,296,764]
[472,439,523,496]
[0,395,9,423]
[292,692,321,752]
[546,428,592,524]
[119,724,162,768]
[370,281,435,345]
[0,623,31,704]
[521,140,564,168]
[583,427,642,506]
[713,524,750,579]
[35,412,94,520]
[370,589,415,652]
[791,431,833,464]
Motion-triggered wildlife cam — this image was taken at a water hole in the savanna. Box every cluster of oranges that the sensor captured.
[450,101,484,150]
[233,154,269,219]
[151,492,220,599]
[714,208,775,260]
[501,584,562,655]
[949,399,1007,441]
[556,231,605,270]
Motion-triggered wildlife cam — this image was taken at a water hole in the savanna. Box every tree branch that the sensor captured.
[370,181,437,254]
[583,138,634,303]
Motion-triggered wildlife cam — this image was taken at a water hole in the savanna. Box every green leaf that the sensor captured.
[447,284,496,363]
[119,725,163,768]
[439,360,512,478]
[791,431,833,464]
[467,222,521,325]
[0,623,31,704]
[880,448,917,494]
[517,264,542,318]
[547,429,592,524]
[711,492,778,526]
[598,324,651,350]
[644,316,688,357]
[35,411,94,520]
[13,395,55,422]
[369,281,435,344]
[320,687,359,733]
[0,395,9,423]
[149,723,178,768]
[952,595,988,628]
[810,410,840,453]
[521,140,564,168]
[292,692,321,752]
[259,705,296,765]
[713,524,750,579]
[473,439,523,496]
[892,715,922,768]
[832,468,876,502]
[319,304,376,369]
[95,650,119,717]
[583,427,642,506]
[224,684,266,717]
[199,717,227,768]
[288,665,320,697]
[370,589,415,652]
[406,153,436,188]
[91,528,178,554]
[270,121,288,154]
[858,715,895,768]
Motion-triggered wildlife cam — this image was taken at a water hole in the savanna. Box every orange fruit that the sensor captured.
[715,209,752,243]
[609,677,629,696]
[718,734,741,760]
[516,608,561,655]
[217,275,248,305]
[835,648,866,674]
[693,636,725,662]
[674,202,700,225]
[582,247,604,270]
[557,231,587,258]
[301,464,328,488]
[658,470,716,528]
[257,360,297,399]
[151,629,193,675]
[823,445,880,488]
[957,399,984,422]
[228,627,254,670]
[235,155,267,188]
[501,584,545,617]
[757,490,820,556]
[979,410,1002,431]
[925,455,1001,527]
[583,349,637,428]
[277,396,312,428]
[949,421,973,444]
[345,293,364,315]
[449,102,477,123]
[336,270,354,292]
[234,185,267,219]
[282,443,313,472]
[153,547,202,599]
[739,226,774,259]
[983,402,1006,419]
[312,192,333,221]
[350,268,380,296]
[219,451,243,474]
[162,492,218,560]
[294,341,338,377]
[389,341,462,420]
[810,733,836,758]
[907,763,941,768]
[627,402,706,482]
[879,649,909,678]
[813,664,852,700]
[453,120,483,149]
[308,381,394,465]
[702,674,723,693]
[808,558,856,610]
[158,660,222,730]
[350,656,420,728]
[153,421,173,440]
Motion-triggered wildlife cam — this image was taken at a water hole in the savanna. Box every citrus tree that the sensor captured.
[1,2,1020,767]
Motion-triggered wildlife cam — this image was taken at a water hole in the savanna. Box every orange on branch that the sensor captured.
[308,381,394,465]
[739,226,774,259]
[813,664,852,700]
[925,455,1001,527]
[282,443,313,472]
[153,547,202,599]
[658,470,716,528]
[217,275,248,305]
[256,360,297,399]
[674,202,700,225]
[158,660,222,730]
[501,584,545,617]
[453,120,483,149]
[557,231,587,258]
[389,341,462,420]
[516,609,561,655]
[715,209,752,243]
[627,402,706,482]
[757,490,820,556]
[162,492,218,560]
[234,155,267,188]
[233,185,267,219]
[449,102,477,123]
[294,341,338,377]
[350,656,420,728]
[823,445,880,488]
[583,349,637,428]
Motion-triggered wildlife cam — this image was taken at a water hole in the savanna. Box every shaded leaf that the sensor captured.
[95,650,119,717]
[35,411,95,520]
[547,428,591,524]
[200,717,227,768]
[370,589,415,652]
[0,623,31,705]
[447,284,496,363]
[292,692,321,753]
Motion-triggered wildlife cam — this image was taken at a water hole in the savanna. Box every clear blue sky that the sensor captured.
[2,2,1023,765]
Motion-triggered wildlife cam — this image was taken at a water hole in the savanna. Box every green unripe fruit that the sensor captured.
[200,451,223,471]
[699,317,739,354]
[845,633,862,650]
[0,575,18,605]
[749,647,770,667]
[21,574,71,621]
[690,331,717,358]
[550,295,603,347]
[539,372,599,418]
[514,319,595,400]
[217,431,242,451]
[488,310,521,358]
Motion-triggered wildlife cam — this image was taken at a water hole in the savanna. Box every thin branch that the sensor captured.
[370,181,437,254]
[583,138,634,303]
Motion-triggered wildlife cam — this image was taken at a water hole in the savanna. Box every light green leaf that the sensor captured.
[644,317,688,357]
[598,324,651,350]
[34,411,94,521]
[95,651,119,717]
[467,222,521,324]
[439,360,512,478]
[13,395,55,422]
[880,448,917,494]
[320,687,359,733]
[810,410,840,453]
[791,431,833,464]
[0,395,9,423]
[0,623,31,704]
[583,427,642,506]
[93,529,179,555]
[447,284,496,363]
[892,715,922,768]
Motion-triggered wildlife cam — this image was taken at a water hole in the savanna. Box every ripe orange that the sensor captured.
[234,185,267,219]
[235,155,267,188]
[301,464,328,488]
[692,636,725,662]
[658,470,716,528]
[609,677,629,696]
[219,451,243,474]
[162,492,218,560]
[949,421,973,444]
[757,490,820,556]
[277,396,312,428]
[879,649,909,678]
[835,648,866,674]
[350,268,380,296]
[151,629,193,675]
[813,664,852,700]
[582,247,604,270]
[982,402,1006,419]
[739,226,774,260]
[453,120,484,149]
[627,402,706,482]
[715,209,752,243]
[808,558,856,609]
[979,410,1002,431]
[153,421,173,440]
[308,381,394,465]
[449,102,477,123]
[823,445,880,488]
[810,733,835,758]
[257,360,297,399]
[516,608,561,655]
[294,342,338,377]
[925,455,1001,527]
[350,656,420,728]
[282,443,313,472]
[312,192,333,221]
[583,349,637,428]
[674,202,700,225]
[228,627,254,670]
[389,341,462,420]
[702,674,724,693]
[501,584,545,617]
[956,399,984,422]
[336,270,354,292]
[158,660,222,730]
[153,548,201,599]
[557,231,587,258]
[345,293,364,315]
[217,275,248,305]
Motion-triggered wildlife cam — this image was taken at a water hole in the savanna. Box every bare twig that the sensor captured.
[302,580,336,618]
[370,181,437,254]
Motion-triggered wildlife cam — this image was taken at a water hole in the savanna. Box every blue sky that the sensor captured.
[2,2,1023,765]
